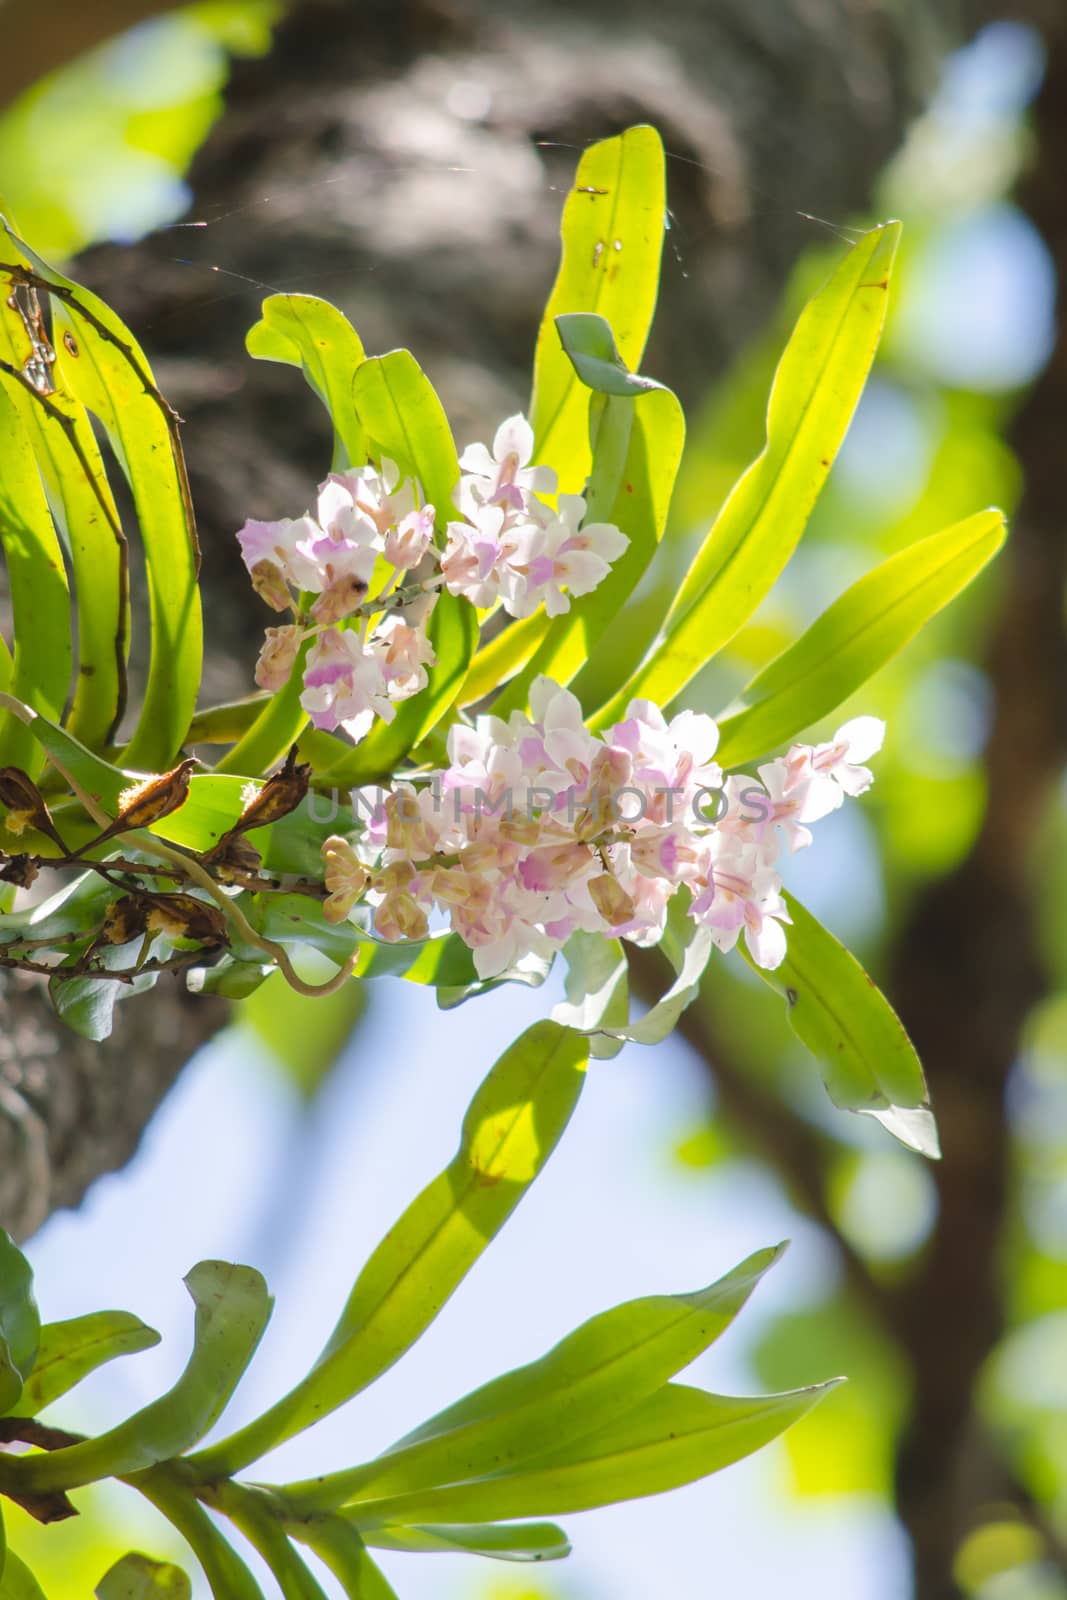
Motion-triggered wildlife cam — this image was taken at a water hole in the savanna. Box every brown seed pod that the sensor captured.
[232,744,311,835]
[143,892,228,946]
[203,832,263,880]
[0,767,66,851]
[0,852,39,889]
[116,758,199,830]
[77,758,199,856]
[101,894,151,946]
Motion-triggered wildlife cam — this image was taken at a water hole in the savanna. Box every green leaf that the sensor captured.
[494,384,684,714]
[340,1380,836,1527]
[217,1484,327,1600]
[250,893,361,969]
[715,508,1007,768]
[0,869,111,945]
[0,1552,47,1600]
[365,1521,571,1562]
[292,1521,399,1600]
[352,350,459,527]
[190,1021,588,1478]
[187,957,274,1000]
[246,294,367,470]
[213,637,310,779]
[459,611,553,706]
[48,938,161,1042]
[0,222,203,771]
[286,1244,784,1514]
[133,1471,266,1600]
[0,1231,39,1417]
[603,922,711,1047]
[48,970,126,1043]
[19,1311,161,1416]
[0,692,128,833]
[435,948,554,1011]
[742,891,939,1158]
[552,931,629,1060]
[0,263,127,749]
[530,125,665,494]
[592,222,901,727]
[353,929,480,987]
[153,779,333,876]
[7,1262,272,1492]
[95,1552,192,1599]
[0,383,73,776]
[554,312,667,397]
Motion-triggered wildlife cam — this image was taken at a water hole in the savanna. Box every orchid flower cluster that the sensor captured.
[322,681,884,979]
[237,413,884,981]
[236,415,629,742]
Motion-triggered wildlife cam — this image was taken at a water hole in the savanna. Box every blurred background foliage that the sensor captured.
[1,4,1065,1599]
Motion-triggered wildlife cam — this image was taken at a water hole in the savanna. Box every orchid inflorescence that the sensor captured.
[238,414,883,980]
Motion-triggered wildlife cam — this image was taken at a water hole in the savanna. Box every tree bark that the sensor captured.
[0,975,224,1241]
[0,0,187,111]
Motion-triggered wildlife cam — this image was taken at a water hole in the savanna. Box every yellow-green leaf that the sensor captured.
[743,891,938,1157]
[530,125,666,494]
[592,222,901,727]
[189,1021,588,1478]
[0,386,72,775]
[715,508,1006,768]
[246,293,366,470]
[340,1380,836,1527]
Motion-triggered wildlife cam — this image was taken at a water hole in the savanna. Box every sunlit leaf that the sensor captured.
[0,1552,47,1600]
[246,294,367,470]
[715,508,1007,768]
[459,612,554,706]
[353,930,480,987]
[19,1312,160,1417]
[190,1021,588,1477]
[340,1380,836,1527]
[592,222,901,727]
[0,1231,39,1417]
[212,637,310,779]
[0,385,72,776]
[133,1472,266,1600]
[9,1263,272,1492]
[742,891,939,1157]
[216,1484,327,1600]
[292,1520,399,1600]
[0,222,203,771]
[0,262,126,749]
[290,1244,784,1513]
[352,349,459,528]
[530,125,665,494]
[365,1522,571,1562]
[94,1552,191,1599]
